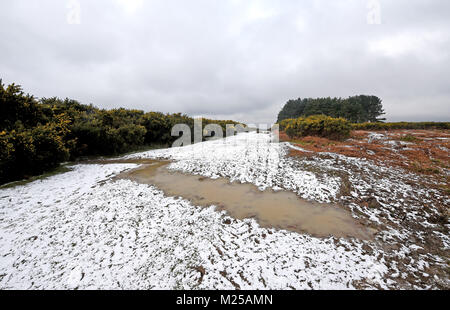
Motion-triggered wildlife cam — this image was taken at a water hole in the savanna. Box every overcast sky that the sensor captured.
[1,0,449,124]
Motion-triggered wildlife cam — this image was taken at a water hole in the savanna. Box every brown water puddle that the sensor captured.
[112,159,374,240]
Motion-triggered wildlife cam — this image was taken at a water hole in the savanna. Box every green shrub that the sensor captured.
[279,118,294,131]
[140,112,173,145]
[30,122,70,171]
[0,114,71,184]
[0,130,17,184]
[0,130,14,160]
[284,115,351,140]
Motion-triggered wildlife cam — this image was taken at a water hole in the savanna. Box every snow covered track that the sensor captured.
[126,132,342,202]
[0,133,448,289]
[0,165,387,289]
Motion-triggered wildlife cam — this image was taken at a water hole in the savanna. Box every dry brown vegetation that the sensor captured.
[281,129,450,183]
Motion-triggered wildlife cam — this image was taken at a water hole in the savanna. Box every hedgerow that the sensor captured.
[0,81,240,185]
[284,115,351,140]
[351,122,450,130]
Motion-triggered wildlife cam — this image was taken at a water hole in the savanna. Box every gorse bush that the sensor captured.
[284,115,351,140]
[278,118,295,131]
[0,119,71,183]
[0,80,239,185]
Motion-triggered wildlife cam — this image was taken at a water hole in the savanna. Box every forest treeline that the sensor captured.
[0,81,239,185]
[277,95,385,123]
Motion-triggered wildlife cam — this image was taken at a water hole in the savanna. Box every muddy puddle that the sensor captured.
[109,159,375,240]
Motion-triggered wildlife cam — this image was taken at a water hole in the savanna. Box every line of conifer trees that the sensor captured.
[277,95,385,123]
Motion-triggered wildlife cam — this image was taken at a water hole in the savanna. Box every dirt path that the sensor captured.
[115,159,374,240]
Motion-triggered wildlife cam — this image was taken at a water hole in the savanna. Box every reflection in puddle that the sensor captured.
[116,160,374,240]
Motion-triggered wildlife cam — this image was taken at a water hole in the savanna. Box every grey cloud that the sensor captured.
[0,0,449,124]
